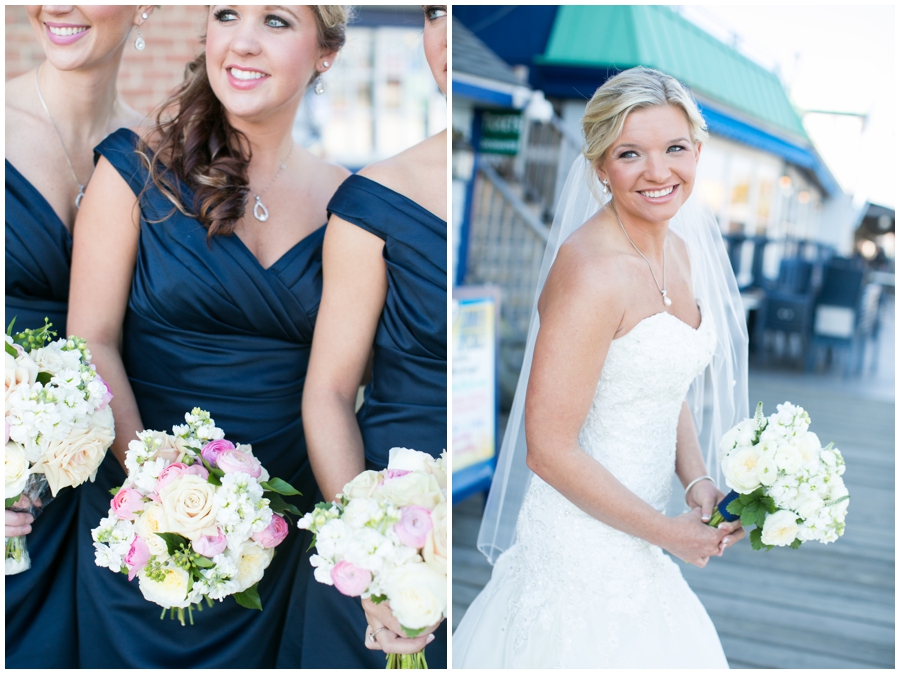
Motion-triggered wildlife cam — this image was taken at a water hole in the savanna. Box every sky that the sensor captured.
[682,5,895,209]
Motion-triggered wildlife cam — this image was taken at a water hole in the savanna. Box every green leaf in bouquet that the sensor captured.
[401,625,427,638]
[156,532,190,556]
[207,472,222,487]
[739,502,761,527]
[260,477,302,496]
[369,594,388,605]
[267,492,302,518]
[193,555,215,569]
[109,486,121,497]
[759,494,777,514]
[35,371,53,385]
[234,583,263,611]
[5,495,21,508]
[306,535,318,552]
[5,341,18,357]
[725,498,744,517]
[6,317,17,336]
[789,538,803,549]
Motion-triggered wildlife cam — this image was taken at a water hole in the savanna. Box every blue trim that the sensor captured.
[452,460,496,504]
[452,79,515,108]
[456,113,483,286]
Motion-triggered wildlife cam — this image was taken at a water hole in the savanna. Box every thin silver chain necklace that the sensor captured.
[610,200,672,306]
[34,65,111,210]
[250,143,294,222]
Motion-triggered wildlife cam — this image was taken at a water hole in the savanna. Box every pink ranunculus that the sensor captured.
[331,561,372,597]
[393,505,433,549]
[384,469,411,482]
[183,463,209,480]
[110,488,145,521]
[125,536,150,581]
[192,528,227,558]
[217,449,262,478]
[154,462,189,496]
[95,374,114,409]
[251,514,289,549]
[200,439,235,468]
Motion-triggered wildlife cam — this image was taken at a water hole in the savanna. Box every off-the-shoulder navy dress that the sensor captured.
[74,129,326,667]
[5,160,79,668]
[278,174,448,668]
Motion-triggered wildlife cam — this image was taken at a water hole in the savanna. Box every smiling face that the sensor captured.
[597,104,702,227]
[423,5,447,95]
[26,5,145,71]
[205,5,335,124]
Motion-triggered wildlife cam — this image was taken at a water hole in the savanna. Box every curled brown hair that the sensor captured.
[138,6,349,238]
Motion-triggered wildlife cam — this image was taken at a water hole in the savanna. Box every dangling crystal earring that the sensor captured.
[134,25,145,51]
[314,75,325,95]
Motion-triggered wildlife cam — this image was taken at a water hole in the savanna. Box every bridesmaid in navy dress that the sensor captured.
[67,6,349,667]
[5,6,152,668]
[284,5,448,668]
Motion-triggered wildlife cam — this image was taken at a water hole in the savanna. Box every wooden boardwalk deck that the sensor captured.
[451,299,894,668]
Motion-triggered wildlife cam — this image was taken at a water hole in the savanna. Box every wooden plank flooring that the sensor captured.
[451,299,894,668]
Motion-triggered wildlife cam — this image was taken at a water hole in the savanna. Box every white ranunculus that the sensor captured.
[387,448,435,474]
[734,420,757,448]
[722,446,763,494]
[134,504,170,557]
[796,431,821,465]
[795,495,824,522]
[756,456,779,487]
[33,423,114,496]
[773,443,803,475]
[5,441,30,499]
[379,472,442,509]
[760,509,801,547]
[158,474,219,540]
[138,565,193,608]
[229,541,275,593]
[342,470,383,500]
[383,562,447,630]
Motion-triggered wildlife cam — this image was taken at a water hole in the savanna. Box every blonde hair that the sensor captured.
[310,6,351,83]
[582,67,708,170]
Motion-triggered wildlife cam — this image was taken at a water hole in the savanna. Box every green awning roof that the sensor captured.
[537,6,809,143]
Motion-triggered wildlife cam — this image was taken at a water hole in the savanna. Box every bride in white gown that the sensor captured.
[453,68,749,668]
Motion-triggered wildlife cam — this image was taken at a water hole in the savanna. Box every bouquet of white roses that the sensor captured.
[91,408,301,625]
[299,447,447,669]
[5,320,115,574]
[711,401,849,550]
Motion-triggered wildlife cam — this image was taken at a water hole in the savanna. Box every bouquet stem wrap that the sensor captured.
[387,651,428,669]
[5,474,54,575]
[707,490,740,528]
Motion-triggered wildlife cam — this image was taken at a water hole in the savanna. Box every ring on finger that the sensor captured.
[369,626,390,643]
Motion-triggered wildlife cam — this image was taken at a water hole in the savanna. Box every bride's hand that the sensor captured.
[661,507,730,567]
[686,480,745,556]
[362,597,439,654]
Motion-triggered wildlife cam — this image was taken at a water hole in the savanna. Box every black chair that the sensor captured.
[805,260,868,376]
[755,257,818,365]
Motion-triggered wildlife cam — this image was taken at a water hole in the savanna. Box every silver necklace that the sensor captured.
[610,201,671,306]
[250,143,293,222]
[34,65,107,210]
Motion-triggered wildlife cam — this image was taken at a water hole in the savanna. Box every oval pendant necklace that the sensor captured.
[611,201,672,306]
[250,143,294,222]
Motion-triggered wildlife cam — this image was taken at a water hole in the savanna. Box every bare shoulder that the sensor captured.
[304,150,351,196]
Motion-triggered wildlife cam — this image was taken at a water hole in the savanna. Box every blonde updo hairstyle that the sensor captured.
[582,67,708,177]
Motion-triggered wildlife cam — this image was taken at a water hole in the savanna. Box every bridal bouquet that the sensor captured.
[710,401,849,550]
[299,447,447,669]
[5,320,115,574]
[91,408,301,625]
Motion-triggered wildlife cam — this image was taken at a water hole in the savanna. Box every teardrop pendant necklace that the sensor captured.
[610,201,672,306]
[250,143,294,222]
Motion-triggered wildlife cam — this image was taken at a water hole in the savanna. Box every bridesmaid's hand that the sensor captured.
[362,597,439,654]
[5,499,34,537]
[686,480,745,556]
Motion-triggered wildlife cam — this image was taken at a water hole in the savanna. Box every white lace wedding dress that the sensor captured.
[453,307,729,668]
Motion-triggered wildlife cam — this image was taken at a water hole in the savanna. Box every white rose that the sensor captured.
[228,541,275,593]
[5,351,38,404]
[387,448,435,473]
[379,472,442,509]
[773,443,803,475]
[383,562,447,630]
[422,502,447,575]
[138,565,193,608]
[5,441,31,499]
[796,432,821,465]
[722,446,763,494]
[33,424,114,496]
[342,470,384,500]
[795,495,824,522]
[158,475,219,540]
[29,344,67,375]
[756,456,778,487]
[760,509,801,547]
[134,503,171,557]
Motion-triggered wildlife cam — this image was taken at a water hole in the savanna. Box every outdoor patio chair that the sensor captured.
[754,257,818,365]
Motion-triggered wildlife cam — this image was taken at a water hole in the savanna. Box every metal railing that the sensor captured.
[518,115,582,224]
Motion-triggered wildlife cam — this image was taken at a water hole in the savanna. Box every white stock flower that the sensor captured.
[5,441,30,499]
[722,446,763,494]
[773,443,803,475]
[760,509,801,547]
[138,565,193,608]
[93,541,124,571]
[795,495,824,522]
[796,431,822,465]
[343,497,383,529]
[383,562,447,630]
[387,448,436,473]
[310,554,335,585]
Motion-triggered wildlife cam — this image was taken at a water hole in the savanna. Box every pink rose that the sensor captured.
[384,469,410,482]
[183,463,209,480]
[155,462,189,496]
[95,375,114,410]
[217,449,262,478]
[251,514,289,549]
[393,505,433,549]
[201,439,235,468]
[125,536,150,581]
[110,488,145,521]
[192,528,227,558]
[331,560,372,597]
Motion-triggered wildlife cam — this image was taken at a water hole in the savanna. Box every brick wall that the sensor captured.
[5,6,207,115]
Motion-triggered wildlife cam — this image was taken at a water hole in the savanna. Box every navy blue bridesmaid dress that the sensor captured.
[74,129,326,667]
[5,161,80,668]
[278,174,448,668]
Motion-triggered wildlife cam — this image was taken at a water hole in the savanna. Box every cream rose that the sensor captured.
[229,541,275,593]
[387,448,435,474]
[379,472,442,509]
[29,345,68,376]
[722,446,763,494]
[158,475,219,540]
[383,562,446,630]
[135,503,170,557]
[422,502,447,575]
[5,352,38,404]
[138,565,193,608]
[34,423,114,496]
[760,509,801,547]
[342,470,383,499]
[5,441,30,499]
